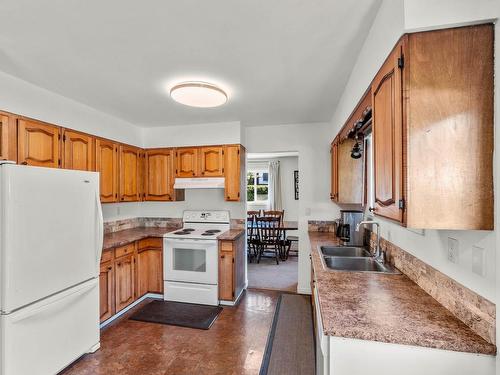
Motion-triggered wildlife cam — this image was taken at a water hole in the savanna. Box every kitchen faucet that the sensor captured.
[356,220,385,263]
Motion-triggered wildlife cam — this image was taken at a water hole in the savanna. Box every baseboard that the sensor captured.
[297,286,312,295]
[219,287,245,306]
[100,293,163,328]
[88,342,100,353]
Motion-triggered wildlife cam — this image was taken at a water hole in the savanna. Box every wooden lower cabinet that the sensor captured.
[136,238,163,297]
[114,251,135,312]
[219,235,245,302]
[99,238,164,322]
[99,260,114,322]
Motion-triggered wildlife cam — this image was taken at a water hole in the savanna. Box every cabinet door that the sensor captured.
[330,139,339,202]
[0,113,17,162]
[219,243,234,301]
[95,139,119,203]
[145,149,175,201]
[99,260,114,322]
[137,238,163,296]
[372,40,405,222]
[114,253,135,312]
[224,145,242,201]
[119,145,140,202]
[62,129,94,171]
[176,147,199,177]
[199,146,224,177]
[18,119,60,168]
[337,139,363,204]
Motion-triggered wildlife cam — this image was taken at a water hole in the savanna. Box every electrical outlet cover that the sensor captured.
[447,237,459,264]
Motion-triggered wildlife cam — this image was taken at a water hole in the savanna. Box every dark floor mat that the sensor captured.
[129,300,223,330]
[260,294,315,375]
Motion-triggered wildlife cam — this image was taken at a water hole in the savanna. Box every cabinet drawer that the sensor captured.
[220,241,233,252]
[115,243,135,259]
[138,237,163,251]
[101,249,114,263]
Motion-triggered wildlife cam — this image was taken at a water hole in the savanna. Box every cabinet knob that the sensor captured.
[107,266,112,271]
[369,206,376,212]
[221,254,225,259]
[21,161,28,165]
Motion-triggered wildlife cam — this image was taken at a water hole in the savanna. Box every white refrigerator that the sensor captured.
[0,162,103,375]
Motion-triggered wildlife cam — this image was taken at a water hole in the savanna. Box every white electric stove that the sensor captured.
[163,210,230,306]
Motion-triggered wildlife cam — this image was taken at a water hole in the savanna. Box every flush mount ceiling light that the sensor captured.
[170,81,228,108]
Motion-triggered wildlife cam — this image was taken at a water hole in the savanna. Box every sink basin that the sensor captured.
[323,256,401,274]
[320,246,371,257]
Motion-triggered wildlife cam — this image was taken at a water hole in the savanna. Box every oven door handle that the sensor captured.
[164,238,218,246]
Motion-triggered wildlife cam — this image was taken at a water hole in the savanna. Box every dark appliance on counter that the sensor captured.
[336,210,364,246]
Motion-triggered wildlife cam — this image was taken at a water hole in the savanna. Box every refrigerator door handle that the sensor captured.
[95,188,104,273]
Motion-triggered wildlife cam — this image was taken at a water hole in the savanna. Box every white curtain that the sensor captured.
[268,160,282,210]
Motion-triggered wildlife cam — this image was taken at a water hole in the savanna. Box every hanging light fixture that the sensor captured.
[170,81,228,108]
[351,135,363,159]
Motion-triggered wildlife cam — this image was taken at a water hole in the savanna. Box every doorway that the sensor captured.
[245,152,299,292]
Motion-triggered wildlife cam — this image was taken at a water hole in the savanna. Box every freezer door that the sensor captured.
[0,278,99,375]
[0,165,103,313]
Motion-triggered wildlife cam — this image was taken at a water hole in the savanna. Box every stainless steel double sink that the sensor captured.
[319,245,400,274]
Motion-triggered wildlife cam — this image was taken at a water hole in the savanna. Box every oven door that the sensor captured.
[164,238,218,285]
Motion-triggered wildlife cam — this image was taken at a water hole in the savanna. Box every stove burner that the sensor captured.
[182,228,195,232]
[201,232,216,236]
[205,229,221,233]
[173,231,190,235]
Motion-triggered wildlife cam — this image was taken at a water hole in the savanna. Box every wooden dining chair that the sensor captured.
[262,210,286,258]
[246,211,261,262]
[255,216,281,265]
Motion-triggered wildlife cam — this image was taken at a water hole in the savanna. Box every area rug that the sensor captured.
[259,293,315,375]
[129,300,222,330]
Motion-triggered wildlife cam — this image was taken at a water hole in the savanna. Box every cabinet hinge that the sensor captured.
[398,55,404,69]
[399,199,405,210]
[237,149,240,155]
[58,134,61,140]
[222,167,224,173]
[232,291,235,298]
[237,192,240,198]
[58,159,61,166]
[232,258,234,264]
[63,135,66,142]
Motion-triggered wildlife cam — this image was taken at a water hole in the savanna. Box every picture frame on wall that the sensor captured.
[294,170,299,200]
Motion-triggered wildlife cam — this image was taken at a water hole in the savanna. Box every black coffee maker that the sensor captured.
[336,210,364,246]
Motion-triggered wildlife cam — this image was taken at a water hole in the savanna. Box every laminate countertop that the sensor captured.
[308,231,496,355]
[103,227,245,250]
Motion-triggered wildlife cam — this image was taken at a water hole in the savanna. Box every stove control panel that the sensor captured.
[183,210,230,224]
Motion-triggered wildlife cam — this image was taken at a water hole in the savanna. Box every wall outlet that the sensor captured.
[447,237,459,264]
[472,246,485,277]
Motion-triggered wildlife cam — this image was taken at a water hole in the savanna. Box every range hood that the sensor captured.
[174,177,225,189]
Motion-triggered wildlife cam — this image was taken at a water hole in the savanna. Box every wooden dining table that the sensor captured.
[247,220,298,231]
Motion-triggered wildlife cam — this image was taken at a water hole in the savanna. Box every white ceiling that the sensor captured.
[0,0,381,127]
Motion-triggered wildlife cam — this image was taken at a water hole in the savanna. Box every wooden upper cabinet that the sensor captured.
[337,139,363,204]
[17,119,60,168]
[62,129,94,171]
[372,38,405,223]
[199,146,224,177]
[330,139,339,202]
[176,147,199,177]
[119,144,140,202]
[96,139,119,203]
[405,25,493,230]
[145,149,175,201]
[224,145,244,201]
[0,112,17,162]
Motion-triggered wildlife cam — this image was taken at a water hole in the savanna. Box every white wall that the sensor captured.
[247,156,299,221]
[329,0,498,302]
[245,122,335,293]
[0,71,143,146]
[143,121,241,148]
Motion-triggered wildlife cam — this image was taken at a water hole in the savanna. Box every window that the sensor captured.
[247,170,269,202]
